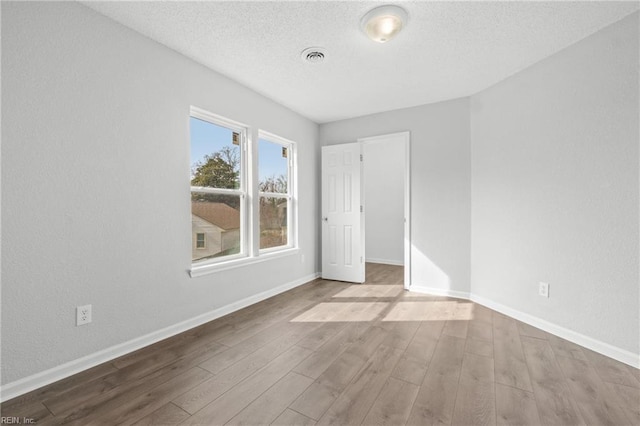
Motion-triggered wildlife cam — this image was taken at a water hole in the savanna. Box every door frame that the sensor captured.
[358,132,411,290]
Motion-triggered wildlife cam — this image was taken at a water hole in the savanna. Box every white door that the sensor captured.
[321,143,365,283]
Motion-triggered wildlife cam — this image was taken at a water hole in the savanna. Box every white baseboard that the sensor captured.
[0,272,320,402]
[407,285,638,368]
[469,293,639,369]
[409,285,470,300]
[366,258,404,266]
[408,285,638,368]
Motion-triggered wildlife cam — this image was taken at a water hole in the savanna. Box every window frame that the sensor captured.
[188,108,299,278]
[190,106,249,266]
[196,233,206,249]
[257,130,296,254]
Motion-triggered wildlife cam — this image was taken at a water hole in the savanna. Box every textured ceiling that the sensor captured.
[82,1,639,123]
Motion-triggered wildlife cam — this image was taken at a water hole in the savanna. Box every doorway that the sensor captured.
[360,132,410,289]
[321,133,410,288]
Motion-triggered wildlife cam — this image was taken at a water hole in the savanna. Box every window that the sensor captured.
[258,132,294,251]
[196,233,206,249]
[190,108,246,263]
[189,107,297,274]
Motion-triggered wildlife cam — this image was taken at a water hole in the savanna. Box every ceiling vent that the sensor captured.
[301,47,326,64]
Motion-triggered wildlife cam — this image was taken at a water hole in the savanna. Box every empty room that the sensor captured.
[1,1,639,425]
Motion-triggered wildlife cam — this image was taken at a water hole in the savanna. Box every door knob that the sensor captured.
[323,217,328,222]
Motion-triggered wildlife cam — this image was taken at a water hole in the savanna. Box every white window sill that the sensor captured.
[190,247,299,278]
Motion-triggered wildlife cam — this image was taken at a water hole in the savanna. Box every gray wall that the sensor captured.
[1,1,319,385]
[470,12,639,354]
[363,140,405,265]
[320,99,472,295]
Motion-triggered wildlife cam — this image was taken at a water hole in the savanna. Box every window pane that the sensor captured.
[258,139,288,194]
[196,233,206,248]
[192,193,241,261]
[260,196,288,249]
[190,117,241,190]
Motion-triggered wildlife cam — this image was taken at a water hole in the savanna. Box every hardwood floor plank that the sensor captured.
[380,320,420,351]
[111,329,210,370]
[289,326,387,420]
[188,284,327,350]
[493,314,533,392]
[44,340,227,415]
[174,323,317,414]
[627,365,640,383]
[495,383,541,426]
[293,322,371,379]
[406,334,466,426]
[391,320,443,386]
[1,362,117,417]
[130,403,190,426]
[180,346,313,425]
[216,298,318,347]
[365,264,403,285]
[451,301,474,321]
[332,284,402,298]
[50,341,226,423]
[74,367,212,426]
[391,355,428,387]
[470,304,494,324]
[342,325,389,360]
[289,352,366,421]
[516,321,548,340]
[296,322,349,351]
[271,409,317,426]
[406,320,446,355]
[468,319,493,342]
[362,377,420,426]
[0,401,52,423]
[316,344,403,425]
[197,321,304,374]
[465,336,494,358]
[442,320,469,339]
[451,352,496,426]
[547,334,588,361]
[385,300,456,321]
[226,372,314,426]
[109,336,190,370]
[556,355,630,425]
[290,302,356,322]
[582,348,640,388]
[520,336,585,425]
[605,382,640,425]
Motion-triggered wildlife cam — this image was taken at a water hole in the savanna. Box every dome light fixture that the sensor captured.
[360,5,408,43]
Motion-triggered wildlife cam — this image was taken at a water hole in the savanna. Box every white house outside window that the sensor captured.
[190,107,247,264]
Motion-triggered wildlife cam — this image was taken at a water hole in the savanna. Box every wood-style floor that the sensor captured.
[2,263,639,425]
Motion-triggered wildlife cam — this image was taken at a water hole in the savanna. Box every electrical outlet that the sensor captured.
[539,282,549,298]
[76,304,92,326]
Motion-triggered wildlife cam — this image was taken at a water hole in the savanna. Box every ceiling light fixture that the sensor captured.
[361,5,408,43]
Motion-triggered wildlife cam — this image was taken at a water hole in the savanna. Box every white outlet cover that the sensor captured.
[539,282,549,298]
[76,304,92,326]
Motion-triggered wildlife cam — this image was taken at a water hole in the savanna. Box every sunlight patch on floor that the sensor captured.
[382,301,475,322]
[332,285,402,298]
[290,302,389,322]
[452,301,474,320]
